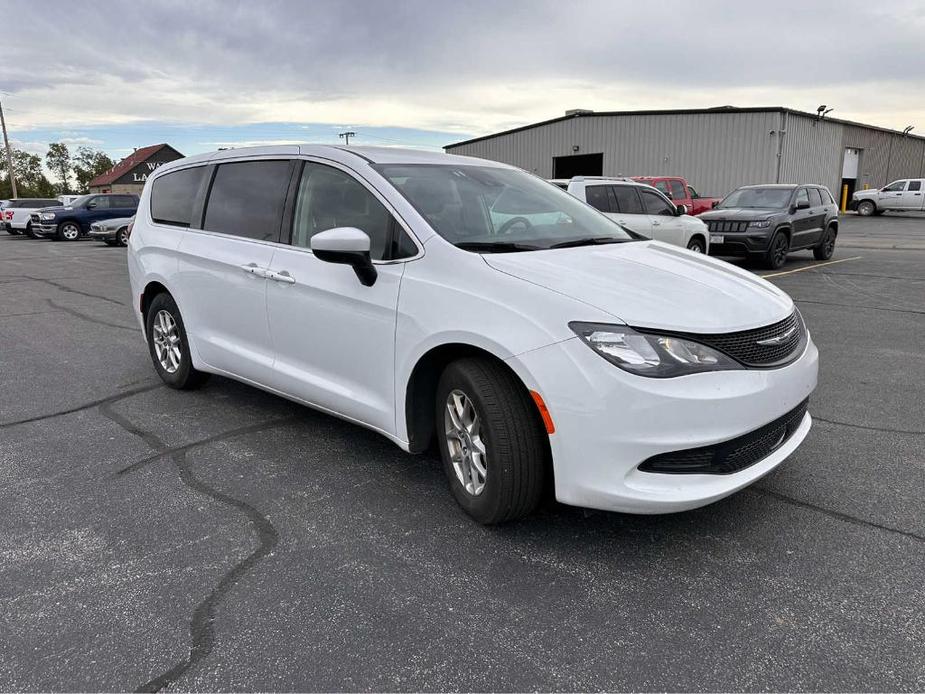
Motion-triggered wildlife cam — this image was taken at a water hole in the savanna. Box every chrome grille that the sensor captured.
[707,220,749,233]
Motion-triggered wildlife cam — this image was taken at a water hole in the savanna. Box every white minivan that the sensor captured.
[128,145,817,524]
[552,176,710,253]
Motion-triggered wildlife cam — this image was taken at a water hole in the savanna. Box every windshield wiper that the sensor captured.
[549,237,629,249]
[455,241,542,253]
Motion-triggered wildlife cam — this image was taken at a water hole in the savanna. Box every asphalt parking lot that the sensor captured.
[1,214,923,692]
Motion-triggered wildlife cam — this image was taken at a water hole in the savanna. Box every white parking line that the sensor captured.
[760,256,862,279]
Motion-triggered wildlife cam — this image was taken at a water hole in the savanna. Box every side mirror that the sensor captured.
[796,200,810,210]
[675,204,688,216]
[86,201,97,209]
[711,200,720,209]
[310,227,377,286]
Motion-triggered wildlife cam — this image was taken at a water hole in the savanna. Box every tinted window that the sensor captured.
[7,199,61,208]
[89,196,110,209]
[819,187,835,204]
[640,189,675,216]
[292,162,413,260]
[908,180,922,192]
[688,185,700,199]
[585,186,613,213]
[807,188,823,207]
[611,186,644,214]
[113,195,138,208]
[795,188,810,207]
[151,167,206,227]
[203,160,291,241]
[668,180,686,201]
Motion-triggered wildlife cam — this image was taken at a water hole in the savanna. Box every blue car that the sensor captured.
[30,193,139,241]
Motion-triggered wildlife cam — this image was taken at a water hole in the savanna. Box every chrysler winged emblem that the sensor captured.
[756,325,797,347]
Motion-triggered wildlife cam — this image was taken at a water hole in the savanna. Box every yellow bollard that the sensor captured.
[841,184,849,212]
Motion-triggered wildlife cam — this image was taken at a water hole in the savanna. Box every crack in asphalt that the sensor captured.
[24,274,129,307]
[98,403,299,691]
[813,415,924,436]
[748,487,925,543]
[0,383,163,429]
[46,298,139,333]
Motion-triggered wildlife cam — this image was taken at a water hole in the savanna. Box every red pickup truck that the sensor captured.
[632,176,721,216]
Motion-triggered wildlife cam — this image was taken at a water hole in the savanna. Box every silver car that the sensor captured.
[89,216,133,246]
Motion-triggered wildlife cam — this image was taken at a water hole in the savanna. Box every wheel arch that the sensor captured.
[140,280,172,334]
[403,341,544,454]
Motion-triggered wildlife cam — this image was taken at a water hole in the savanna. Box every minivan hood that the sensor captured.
[483,241,793,333]
[699,207,783,221]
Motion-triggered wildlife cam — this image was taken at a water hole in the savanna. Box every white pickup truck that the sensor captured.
[851,178,925,216]
[3,198,64,236]
[551,176,710,253]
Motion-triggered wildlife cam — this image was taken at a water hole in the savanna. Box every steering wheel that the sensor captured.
[497,216,533,235]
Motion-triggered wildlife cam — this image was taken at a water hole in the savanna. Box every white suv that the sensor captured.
[128,145,817,524]
[553,177,710,253]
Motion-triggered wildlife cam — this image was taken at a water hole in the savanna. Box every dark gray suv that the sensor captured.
[700,184,839,269]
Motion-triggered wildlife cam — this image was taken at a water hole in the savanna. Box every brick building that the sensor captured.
[88,144,184,194]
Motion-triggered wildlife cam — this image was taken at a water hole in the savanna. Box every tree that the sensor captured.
[0,148,55,198]
[45,142,72,194]
[73,147,115,193]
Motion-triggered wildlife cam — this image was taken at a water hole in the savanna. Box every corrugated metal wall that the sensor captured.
[448,110,925,200]
[839,124,925,190]
[447,111,782,197]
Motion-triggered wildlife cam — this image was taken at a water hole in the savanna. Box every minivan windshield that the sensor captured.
[719,187,793,209]
[376,164,636,251]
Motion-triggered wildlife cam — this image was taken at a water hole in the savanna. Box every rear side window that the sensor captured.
[909,180,922,192]
[113,195,138,208]
[819,188,835,204]
[807,188,823,207]
[611,186,644,214]
[291,162,414,261]
[640,189,675,216]
[151,167,206,227]
[585,186,613,213]
[8,199,60,208]
[203,160,292,241]
[668,180,686,201]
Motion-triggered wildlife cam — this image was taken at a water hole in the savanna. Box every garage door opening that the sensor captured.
[553,153,603,179]
[841,147,861,208]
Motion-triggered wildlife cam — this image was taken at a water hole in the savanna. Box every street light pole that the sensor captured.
[0,99,17,198]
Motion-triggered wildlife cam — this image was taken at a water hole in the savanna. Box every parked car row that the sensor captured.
[554,176,840,269]
[2,193,138,245]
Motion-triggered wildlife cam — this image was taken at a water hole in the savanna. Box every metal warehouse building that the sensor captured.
[444,106,925,203]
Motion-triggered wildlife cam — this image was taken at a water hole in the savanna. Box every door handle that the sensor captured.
[267,269,296,284]
[652,220,661,226]
[239,262,268,277]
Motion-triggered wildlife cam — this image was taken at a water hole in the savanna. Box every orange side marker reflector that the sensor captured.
[529,390,556,434]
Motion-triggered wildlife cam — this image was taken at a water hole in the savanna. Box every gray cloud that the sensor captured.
[1,0,923,133]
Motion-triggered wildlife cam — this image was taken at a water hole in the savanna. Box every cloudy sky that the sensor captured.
[2,0,924,161]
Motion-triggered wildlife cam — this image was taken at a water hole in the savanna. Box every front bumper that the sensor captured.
[509,333,818,514]
[706,229,773,257]
[31,223,58,237]
[89,228,118,241]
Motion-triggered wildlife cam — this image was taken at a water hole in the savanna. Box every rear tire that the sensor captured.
[813,226,837,260]
[5,227,18,235]
[145,293,210,390]
[686,236,706,253]
[763,231,790,270]
[435,357,548,524]
[857,200,876,217]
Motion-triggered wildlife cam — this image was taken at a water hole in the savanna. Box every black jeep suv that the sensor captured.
[700,184,839,269]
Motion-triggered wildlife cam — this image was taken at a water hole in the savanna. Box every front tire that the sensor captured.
[857,200,876,217]
[24,223,37,238]
[813,226,837,260]
[686,236,706,253]
[145,293,210,390]
[435,357,548,524]
[57,221,81,241]
[116,227,129,247]
[763,231,790,270]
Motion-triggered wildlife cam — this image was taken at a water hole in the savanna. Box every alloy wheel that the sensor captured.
[61,223,79,241]
[772,235,788,266]
[152,309,182,374]
[444,389,487,496]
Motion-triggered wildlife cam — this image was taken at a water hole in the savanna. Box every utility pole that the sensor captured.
[339,131,356,146]
[0,99,17,198]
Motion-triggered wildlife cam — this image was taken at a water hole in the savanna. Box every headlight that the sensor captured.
[569,322,742,378]
[749,219,771,228]
[40,212,57,221]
